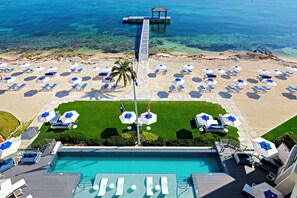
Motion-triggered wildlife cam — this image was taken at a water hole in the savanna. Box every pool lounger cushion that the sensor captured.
[0,158,15,173]
[20,152,41,164]
[234,152,254,165]
[257,158,280,174]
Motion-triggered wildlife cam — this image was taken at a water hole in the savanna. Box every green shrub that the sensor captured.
[121,131,137,140]
[84,138,103,146]
[104,136,135,146]
[140,132,165,146]
[58,132,87,145]
[274,131,297,149]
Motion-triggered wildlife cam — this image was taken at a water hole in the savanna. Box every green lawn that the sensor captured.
[33,101,238,145]
[0,111,20,139]
[262,115,297,142]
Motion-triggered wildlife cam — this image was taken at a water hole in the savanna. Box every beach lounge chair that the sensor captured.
[288,86,297,93]
[146,177,154,196]
[261,86,271,93]
[234,85,243,92]
[241,183,255,197]
[99,72,109,76]
[179,85,184,91]
[0,158,15,173]
[234,152,254,165]
[205,125,226,132]
[51,122,72,130]
[155,69,160,74]
[170,84,176,92]
[181,69,187,74]
[227,85,236,93]
[226,70,233,76]
[103,83,109,90]
[49,83,57,91]
[71,83,79,90]
[204,73,217,78]
[233,70,239,75]
[208,85,215,92]
[70,68,76,73]
[283,71,293,77]
[98,178,108,196]
[49,113,60,124]
[77,68,83,73]
[187,69,192,74]
[161,176,169,195]
[40,84,50,91]
[198,85,206,92]
[253,85,262,93]
[80,83,87,91]
[115,177,124,196]
[7,83,17,91]
[16,83,26,91]
[45,72,57,77]
[19,152,41,164]
[163,69,168,75]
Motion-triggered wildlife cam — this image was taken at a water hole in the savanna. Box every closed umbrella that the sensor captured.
[140,112,157,125]
[37,76,49,83]
[103,67,111,72]
[222,114,241,127]
[38,111,56,122]
[0,137,21,159]
[156,64,167,70]
[205,78,217,85]
[174,77,185,85]
[232,65,242,71]
[3,76,16,83]
[60,110,79,123]
[69,77,82,84]
[184,64,194,70]
[119,111,136,124]
[263,79,277,86]
[285,66,297,72]
[202,68,213,74]
[234,79,248,86]
[215,68,225,74]
[252,137,278,158]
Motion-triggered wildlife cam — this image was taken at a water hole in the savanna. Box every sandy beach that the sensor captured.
[0,51,297,137]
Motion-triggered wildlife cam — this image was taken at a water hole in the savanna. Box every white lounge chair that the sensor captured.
[161,176,169,195]
[12,179,27,191]
[146,177,154,196]
[98,178,108,196]
[241,183,255,197]
[115,177,124,196]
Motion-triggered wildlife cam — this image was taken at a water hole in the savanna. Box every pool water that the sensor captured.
[50,151,222,178]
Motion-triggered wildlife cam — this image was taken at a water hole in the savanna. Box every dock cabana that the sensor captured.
[151,7,168,18]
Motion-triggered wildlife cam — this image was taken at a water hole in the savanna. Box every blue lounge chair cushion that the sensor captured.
[104,84,109,89]
[111,84,117,89]
[51,122,72,130]
[261,86,270,91]
[181,69,186,73]
[209,85,215,90]
[42,84,50,89]
[227,85,235,91]
[50,83,57,89]
[0,158,15,173]
[71,68,76,72]
[49,113,60,124]
[205,125,226,132]
[18,83,26,89]
[288,86,296,91]
[206,73,216,78]
[187,69,192,73]
[258,158,280,174]
[20,152,41,164]
[81,83,87,89]
[179,85,184,89]
[171,85,176,89]
[235,85,243,91]
[99,72,109,76]
[72,84,79,89]
[253,86,261,91]
[155,69,160,73]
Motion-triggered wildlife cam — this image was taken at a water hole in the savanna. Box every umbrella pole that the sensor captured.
[132,59,141,146]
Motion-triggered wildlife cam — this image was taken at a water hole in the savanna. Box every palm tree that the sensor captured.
[110,59,136,87]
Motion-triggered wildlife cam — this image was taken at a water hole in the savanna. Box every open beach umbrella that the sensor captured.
[174,77,185,85]
[263,79,277,86]
[271,70,282,75]
[184,64,194,70]
[258,69,270,75]
[195,113,215,127]
[38,111,56,122]
[234,79,248,86]
[156,64,167,70]
[37,76,49,83]
[253,182,284,198]
[3,76,16,83]
[70,63,79,68]
[140,112,157,125]
[119,111,136,124]
[35,66,45,72]
[103,67,111,72]
[202,68,213,74]
[24,68,34,73]
[20,63,31,68]
[60,110,79,123]
[69,77,82,84]
[232,65,242,71]
[204,78,217,85]
[0,137,21,159]
[286,66,297,72]
[252,137,278,158]
[0,62,7,67]
[92,66,100,72]
[222,114,241,127]
[215,68,225,74]
[47,66,57,71]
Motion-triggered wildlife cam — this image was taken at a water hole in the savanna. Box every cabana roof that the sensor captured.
[151,7,167,12]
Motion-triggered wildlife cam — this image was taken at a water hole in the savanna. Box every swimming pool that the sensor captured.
[49,148,223,178]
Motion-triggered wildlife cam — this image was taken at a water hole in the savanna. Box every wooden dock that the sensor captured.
[138,19,150,61]
[122,16,170,24]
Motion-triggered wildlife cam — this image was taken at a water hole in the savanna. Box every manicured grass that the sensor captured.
[0,111,20,139]
[33,101,238,145]
[262,115,297,142]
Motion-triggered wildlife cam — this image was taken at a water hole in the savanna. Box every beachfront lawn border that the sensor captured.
[32,101,239,146]
[0,111,20,139]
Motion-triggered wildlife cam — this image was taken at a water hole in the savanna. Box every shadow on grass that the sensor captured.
[176,129,193,139]
[101,128,119,138]
[190,119,197,129]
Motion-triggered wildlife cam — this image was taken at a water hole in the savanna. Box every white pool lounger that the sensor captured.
[115,177,125,196]
[161,176,169,195]
[98,178,108,196]
[146,177,154,196]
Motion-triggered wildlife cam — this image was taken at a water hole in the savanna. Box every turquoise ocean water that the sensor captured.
[1,0,297,56]
[51,155,220,178]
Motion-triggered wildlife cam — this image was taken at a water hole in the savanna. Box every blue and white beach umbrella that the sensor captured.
[3,76,16,83]
[38,111,56,122]
[258,69,270,75]
[60,110,79,123]
[232,65,242,71]
[271,70,282,75]
[69,77,82,84]
[222,114,241,127]
[0,137,21,159]
[0,62,7,67]
[37,76,49,83]
[234,79,247,86]
[70,63,79,68]
[174,77,185,85]
[195,113,216,127]
[215,68,225,74]
[202,68,213,74]
[252,137,278,158]
[253,182,284,198]
[183,64,194,70]
[20,63,31,68]
[204,78,217,85]
[47,66,57,71]
[92,66,100,72]
[140,112,157,125]
[119,111,136,124]
[263,79,277,86]
[156,64,167,70]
